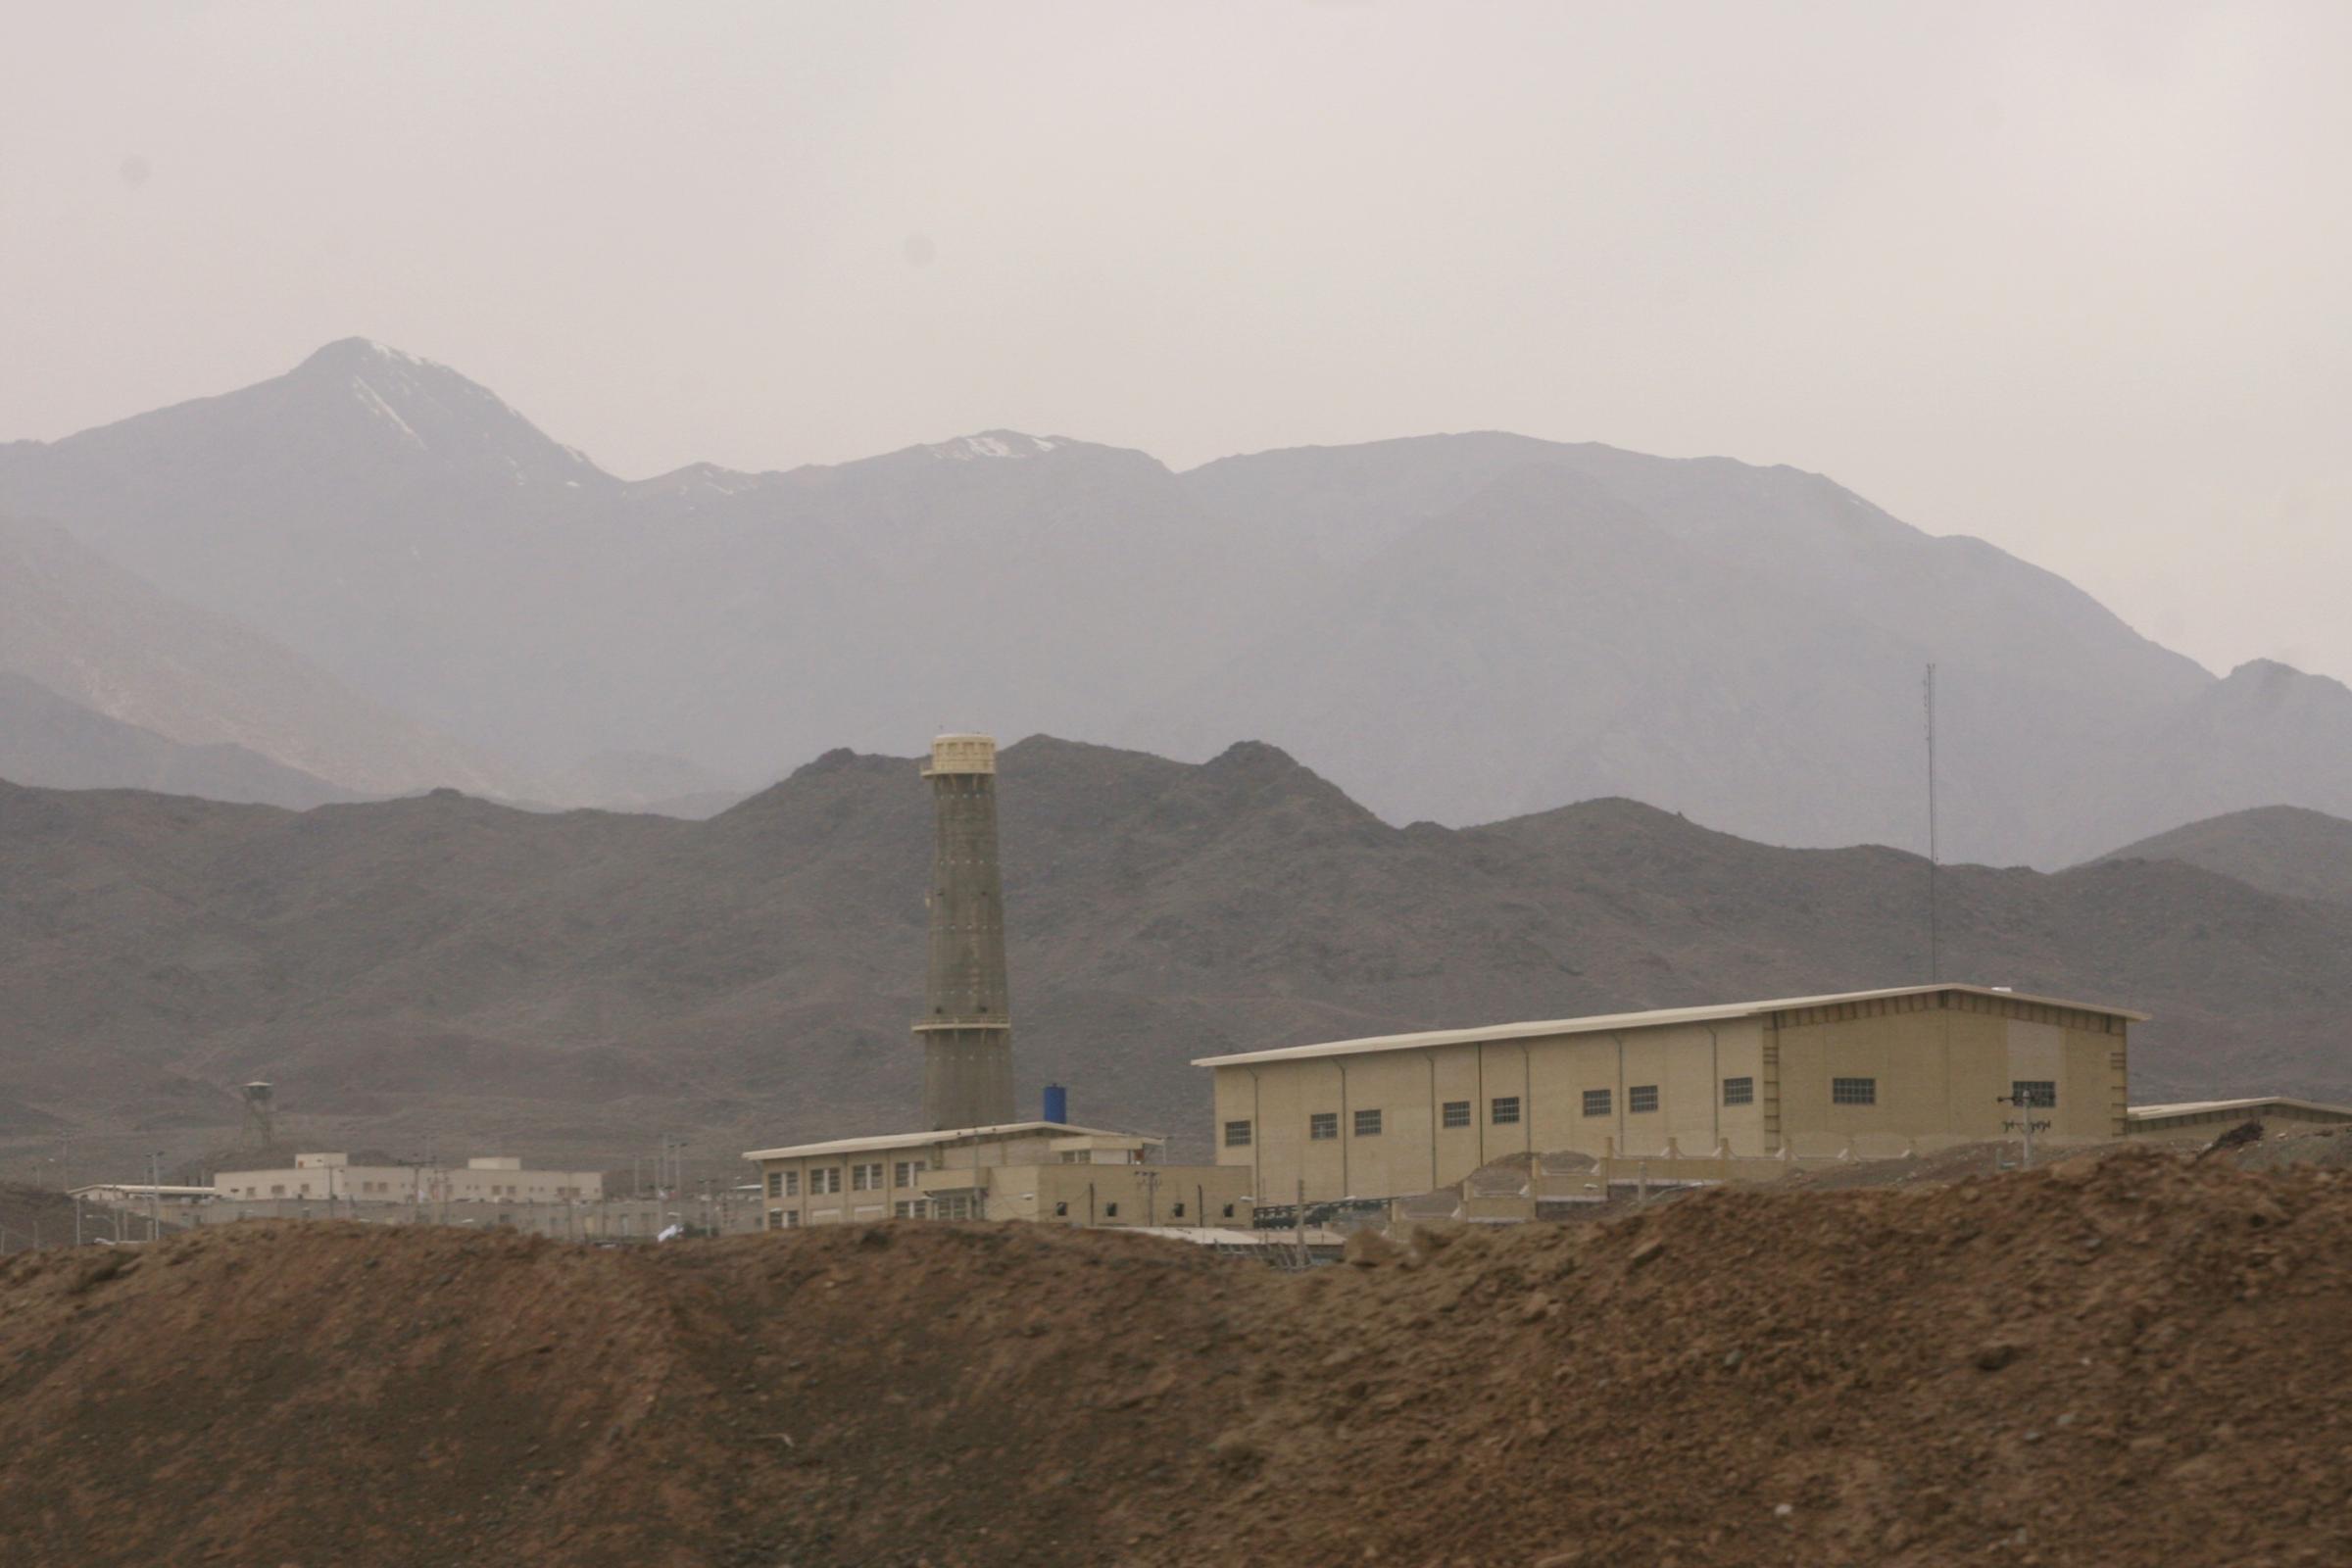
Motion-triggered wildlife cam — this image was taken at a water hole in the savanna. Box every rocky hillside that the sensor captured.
[3,738,2348,1171]
[2096,804,2352,907]
[10,343,2352,863]
[0,1150,2345,1567]
[0,672,352,808]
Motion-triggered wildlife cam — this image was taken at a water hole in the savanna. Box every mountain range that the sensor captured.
[4,739,2348,1173]
[6,340,2351,863]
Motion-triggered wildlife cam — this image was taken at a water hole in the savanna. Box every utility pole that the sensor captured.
[1996,1087,2052,1170]
[1924,662,1940,983]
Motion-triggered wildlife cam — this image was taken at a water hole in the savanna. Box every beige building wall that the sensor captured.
[1211,988,2132,1205]
[747,1125,1249,1231]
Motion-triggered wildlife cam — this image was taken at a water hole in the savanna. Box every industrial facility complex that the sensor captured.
[744,734,1244,1232]
[58,728,2342,1247]
[725,728,2352,1235]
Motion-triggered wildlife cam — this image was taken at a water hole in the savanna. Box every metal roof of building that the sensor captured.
[742,1119,1148,1162]
[1191,983,2149,1068]
[2127,1096,2352,1121]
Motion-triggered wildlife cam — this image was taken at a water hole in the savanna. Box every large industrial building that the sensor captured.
[746,734,1248,1232]
[1199,984,2141,1207]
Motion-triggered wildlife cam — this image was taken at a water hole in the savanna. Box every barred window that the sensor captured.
[1722,1076,1755,1106]
[1492,1096,1522,1126]
[1629,1084,1659,1114]
[1581,1089,1611,1118]
[809,1167,842,1195]
[1309,1112,1339,1141]
[766,1170,784,1199]
[782,1169,801,1198]
[2011,1080,2057,1109]
[1832,1076,1877,1106]
[1224,1119,1253,1148]
[1354,1108,1383,1138]
[1442,1100,1472,1129]
[851,1162,884,1192]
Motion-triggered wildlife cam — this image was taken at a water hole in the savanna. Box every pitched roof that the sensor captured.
[1191,983,2148,1068]
[742,1119,1139,1162]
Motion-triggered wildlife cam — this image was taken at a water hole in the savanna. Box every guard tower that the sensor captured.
[240,1081,276,1149]
[913,734,1015,1129]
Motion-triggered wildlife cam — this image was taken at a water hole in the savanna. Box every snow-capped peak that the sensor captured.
[924,431,1061,462]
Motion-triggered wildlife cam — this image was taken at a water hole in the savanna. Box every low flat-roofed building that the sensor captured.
[1199,983,2143,1207]
[743,1120,1255,1231]
[214,1154,603,1206]
[2127,1097,2352,1141]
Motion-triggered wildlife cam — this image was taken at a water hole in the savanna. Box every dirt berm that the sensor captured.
[1,1149,2346,1567]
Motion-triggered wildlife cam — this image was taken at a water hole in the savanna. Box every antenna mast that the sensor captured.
[1924,662,1939,982]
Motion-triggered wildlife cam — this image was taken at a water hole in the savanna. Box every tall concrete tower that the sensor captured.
[914,734,1016,1129]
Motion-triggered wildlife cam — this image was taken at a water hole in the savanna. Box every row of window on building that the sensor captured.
[1220,1079,2059,1146]
[762,1194,1237,1230]
[765,1159,928,1200]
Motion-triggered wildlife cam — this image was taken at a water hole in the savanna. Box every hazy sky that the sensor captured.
[5,2,2348,682]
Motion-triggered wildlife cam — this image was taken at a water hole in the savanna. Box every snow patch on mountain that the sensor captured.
[348,377,425,451]
[925,432,1060,462]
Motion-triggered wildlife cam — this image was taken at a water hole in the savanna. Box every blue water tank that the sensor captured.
[1043,1083,1069,1125]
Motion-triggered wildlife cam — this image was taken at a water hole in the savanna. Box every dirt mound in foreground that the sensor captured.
[2,1149,2347,1567]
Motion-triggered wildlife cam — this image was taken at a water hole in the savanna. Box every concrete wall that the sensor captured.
[1214,990,2131,1204]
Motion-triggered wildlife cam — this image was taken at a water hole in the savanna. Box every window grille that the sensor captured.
[1354,1108,1383,1137]
[1224,1120,1253,1148]
[1309,1112,1339,1141]
[1629,1084,1659,1114]
[1493,1096,1523,1125]
[1581,1089,1611,1118]
[1832,1077,1877,1106]
[1722,1076,1754,1106]
[1442,1101,1471,1129]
